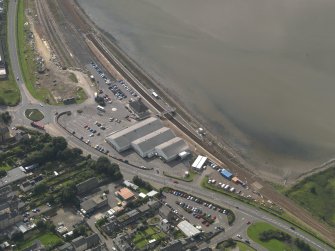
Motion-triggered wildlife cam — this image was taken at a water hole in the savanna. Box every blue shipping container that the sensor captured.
[220,169,233,180]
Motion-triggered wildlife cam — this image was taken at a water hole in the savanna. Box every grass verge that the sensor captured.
[17,0,53,103]
[25,108,44,121]
[0,0,20,105]
[0,70,20,105]
[163,170,197,182]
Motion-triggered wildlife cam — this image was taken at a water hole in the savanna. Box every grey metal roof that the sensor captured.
[0,167,27,188]
[71,236,86,248]
[155,137,189,159]
[106,117,162,150]
[129,98,149,114]
[131,127,175,155]
[177,220,201,237]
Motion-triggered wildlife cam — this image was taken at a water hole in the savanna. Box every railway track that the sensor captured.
[35,0,75,67]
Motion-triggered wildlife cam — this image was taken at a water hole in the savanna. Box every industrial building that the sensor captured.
[106,117,162,152]
[177,220,201,237]
[106,117,190,162]
[155,137,189,162]
[131,127,175,158]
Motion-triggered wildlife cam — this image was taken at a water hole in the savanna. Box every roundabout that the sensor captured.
[25,108,44,121]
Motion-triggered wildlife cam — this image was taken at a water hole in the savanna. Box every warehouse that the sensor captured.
[106,117,163,152]
[131,127,175,158]
[155,137,190,162]
[177,220,201,237]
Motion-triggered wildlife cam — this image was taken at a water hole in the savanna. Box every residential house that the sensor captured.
[113,233,132,251]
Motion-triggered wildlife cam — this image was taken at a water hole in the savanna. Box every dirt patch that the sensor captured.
[25,3,91,104]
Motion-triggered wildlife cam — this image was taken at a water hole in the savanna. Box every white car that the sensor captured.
[39,103,44,107]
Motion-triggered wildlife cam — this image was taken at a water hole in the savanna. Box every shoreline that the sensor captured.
[73,0,333,186]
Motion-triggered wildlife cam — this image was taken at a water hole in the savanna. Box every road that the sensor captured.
[58,129,332,251]
[4,0,334,250]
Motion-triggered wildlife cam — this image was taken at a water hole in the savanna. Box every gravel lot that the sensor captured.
[51,207,84,231]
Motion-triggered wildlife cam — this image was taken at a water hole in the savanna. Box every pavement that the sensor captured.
[2,0,333,250]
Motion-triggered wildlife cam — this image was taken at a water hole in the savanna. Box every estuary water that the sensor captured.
[77,0,335,182]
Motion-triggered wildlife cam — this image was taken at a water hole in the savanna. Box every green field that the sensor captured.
[247,222,313,251]
[17,0,53,103]
[25,109,44,121]
[285,166,335,227]
[17,232,62,250]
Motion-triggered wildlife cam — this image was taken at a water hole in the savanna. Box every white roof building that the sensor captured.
[106,117,162,152]
[177,220,201,237]
[155,137,189,162]
[147,190,159,197]
[192,155,203,169]
[131,127,175,158]
[123,180,139,191]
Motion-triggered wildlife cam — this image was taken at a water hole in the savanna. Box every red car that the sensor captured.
[173,180,179,184]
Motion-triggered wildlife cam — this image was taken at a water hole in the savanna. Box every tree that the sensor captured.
[0,170,6,178]
[33,182,48,195]
[60,185,77,205]
[0,112,12,125]
[223,238,236,248]
[52,137,67,151]
[95,96,105,106]
[310,187,317,195]
[294,238,312,251]
[94,157,122,180]
[73,225,86,237]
